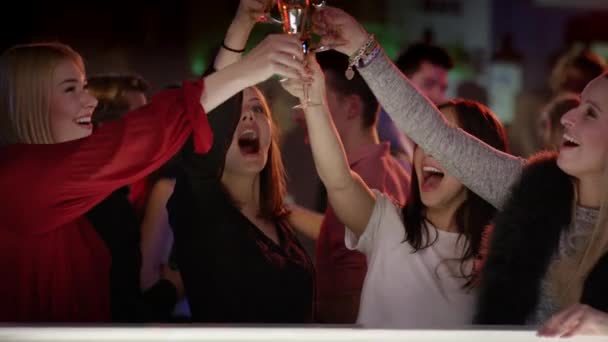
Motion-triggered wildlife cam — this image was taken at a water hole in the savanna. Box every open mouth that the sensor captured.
[74,116,93,129]
[238,129,260,155]
[562,134,580,148]
[421,165,445,191]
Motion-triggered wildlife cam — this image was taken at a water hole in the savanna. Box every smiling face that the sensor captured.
[48,58,98,143]
[224,87,273,176]
[557,75,608,181]
[414,107,467,211]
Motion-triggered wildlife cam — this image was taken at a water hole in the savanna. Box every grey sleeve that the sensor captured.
[357,49,525,209]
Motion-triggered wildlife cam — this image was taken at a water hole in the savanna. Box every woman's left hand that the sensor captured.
[312,6,369,57]
[538,304,608,337]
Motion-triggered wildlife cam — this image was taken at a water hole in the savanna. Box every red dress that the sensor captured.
[0,80,212,322]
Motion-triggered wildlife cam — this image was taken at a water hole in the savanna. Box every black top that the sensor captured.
[168,91,314,323]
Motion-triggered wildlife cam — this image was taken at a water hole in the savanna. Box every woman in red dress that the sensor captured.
[0,37,305,322]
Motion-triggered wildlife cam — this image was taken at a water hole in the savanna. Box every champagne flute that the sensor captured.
[277,0,326,109]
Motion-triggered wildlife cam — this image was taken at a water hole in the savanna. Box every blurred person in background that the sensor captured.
[537,93,580,151]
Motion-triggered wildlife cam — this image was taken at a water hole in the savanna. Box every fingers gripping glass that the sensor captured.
[261,0,327,109]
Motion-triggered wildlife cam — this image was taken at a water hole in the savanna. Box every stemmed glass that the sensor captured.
[278,0,326,109]
[259,0,326,108]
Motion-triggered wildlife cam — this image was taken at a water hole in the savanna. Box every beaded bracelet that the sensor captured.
[346,34,378,80]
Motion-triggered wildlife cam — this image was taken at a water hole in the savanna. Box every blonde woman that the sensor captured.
[0,37,305,322]
[314,6,608,336]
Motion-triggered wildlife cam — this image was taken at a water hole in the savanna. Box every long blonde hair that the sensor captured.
[0,43,84,145]
[551,164,608,307]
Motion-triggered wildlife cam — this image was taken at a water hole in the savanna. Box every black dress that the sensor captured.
[168,92,314,323]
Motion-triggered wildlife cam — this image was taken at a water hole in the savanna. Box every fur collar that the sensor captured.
[474,152,573,324]
[474,152,608,324]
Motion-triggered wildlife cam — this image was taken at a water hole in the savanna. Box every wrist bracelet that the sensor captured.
[346,34,377,80]
[359,44,382,69]
[221,41,246,53]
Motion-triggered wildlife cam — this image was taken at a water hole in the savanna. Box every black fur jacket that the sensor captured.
[474,152,608,324]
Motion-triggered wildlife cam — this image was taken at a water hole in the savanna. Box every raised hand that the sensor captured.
[235,0,276,25]
[280,54,324,105]
[238,34,306,85]
[538,304,608,337]
[312,6,369,57]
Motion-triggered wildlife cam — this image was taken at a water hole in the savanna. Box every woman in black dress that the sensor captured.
[168,86,314,323]
[168,1,314,323]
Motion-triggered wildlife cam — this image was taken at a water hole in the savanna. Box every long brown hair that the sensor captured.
[403,99,509,286]
[0,42,84,145]
[255,87,289,220]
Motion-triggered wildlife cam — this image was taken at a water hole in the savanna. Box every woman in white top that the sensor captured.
[312,7,608,337]
[283,58,508,328]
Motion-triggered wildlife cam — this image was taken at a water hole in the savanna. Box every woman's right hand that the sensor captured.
[234,0,275,27]
[313,6,369,57]
[237,34,306,85]
[538,304,608,337]
[280,54,325,105]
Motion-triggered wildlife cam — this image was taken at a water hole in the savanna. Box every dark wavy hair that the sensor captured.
[402,99,508,287]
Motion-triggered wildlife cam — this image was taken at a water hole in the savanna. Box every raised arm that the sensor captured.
[357,52,523,209]
[202,0,272,111]
[202,32,305,113]
[282,56,375,237]
[315,7,525,209]
[0,80,212,235]
[213,0,267,70]
[0,34,306,235]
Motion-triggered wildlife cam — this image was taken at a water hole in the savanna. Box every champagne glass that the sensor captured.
[277,0,326,109]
